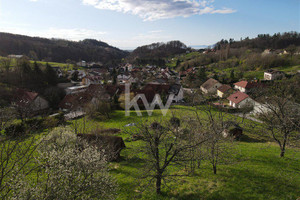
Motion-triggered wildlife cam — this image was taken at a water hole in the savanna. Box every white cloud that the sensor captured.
[43,28,107,40]
[0,27,107,41]
[29,0,39,2]
[82,0,236,21]
[105,30,174,49]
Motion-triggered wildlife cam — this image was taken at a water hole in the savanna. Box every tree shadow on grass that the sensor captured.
[238,134,267,143]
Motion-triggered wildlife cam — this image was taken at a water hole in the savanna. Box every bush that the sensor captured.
[41,117,59,129]
[24,118,44,131]
[170,117,181,128]
[4,123,25,137]
[10,127,117,200]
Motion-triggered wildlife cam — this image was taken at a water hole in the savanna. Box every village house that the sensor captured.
[8,54,24,59]
[117,73,131,83]
[68,70,86,80]
[123,64,133,72]
[89,68,109,76]
[169,84,184,103]
[82,76,102,85]
[52,67,63,78]
[200,78,222,94]
[76,60,87,67]
[180,67,195,78]
[233,81,258,93]
[12,89,49,113]
[59,85,110,113]
[65,85,89,94]
[264,69,285,80]
[217,84,232,98]
[261,49,275,56]
[227,91,254,108]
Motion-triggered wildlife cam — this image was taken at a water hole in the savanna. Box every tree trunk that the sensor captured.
[280,145,286,157]
[213,165,217,174]
[156,175,162,194]
[280,138,287,157]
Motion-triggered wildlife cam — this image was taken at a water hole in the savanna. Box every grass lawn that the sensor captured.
[29,60,76,71]
[70,106,300,200]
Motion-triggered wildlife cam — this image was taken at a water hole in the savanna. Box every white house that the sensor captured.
[227,91,254,108]
[200,78,222,94]
[233,81,259,93]
[69,70,87,80]
[77,60,87,67]
[264,69,285,80]
[8,55,23,59]
[117,74,131,83]
[217,85,232,98]
[65,85,89,94]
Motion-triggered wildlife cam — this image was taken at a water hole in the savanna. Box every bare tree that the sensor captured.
[193,105,237,174]
[257,84,300,157]
[0,135,40,199]
[126,119,206,194]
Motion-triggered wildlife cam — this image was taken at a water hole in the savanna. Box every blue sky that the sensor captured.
[0,0,299,49]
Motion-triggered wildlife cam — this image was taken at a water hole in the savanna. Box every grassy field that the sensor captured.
[70,106,300,200]
[0,56,76,71]
[29,60,76,71]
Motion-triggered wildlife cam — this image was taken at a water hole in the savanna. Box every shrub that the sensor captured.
[41,117,59,129]
[4,122,25,137]
[10,127,117,200]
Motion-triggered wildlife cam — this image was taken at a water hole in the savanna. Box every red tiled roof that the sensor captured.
[59,92,92,110]
[85,76,102,81]
[13,89,39,107]
[134,84,170,103]
[227,91,249,104]
[217,85,231,93]
[234,81,248,88]
[234,81,258,89]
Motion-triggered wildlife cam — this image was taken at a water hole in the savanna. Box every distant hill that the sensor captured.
[0,32,129,64]
[127,41,190,66]
[214,31,300,50]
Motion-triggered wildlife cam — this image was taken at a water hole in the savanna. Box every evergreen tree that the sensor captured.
[71,71,79,82]
[45,63,57,86]
[20,60,32,74]
[230,69,235,82]
[33,61,44,88]
[197,67,207,83]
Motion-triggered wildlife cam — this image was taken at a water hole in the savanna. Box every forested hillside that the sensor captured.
[214,32,300,50]
[127,40,190,66]
[0,32,129,64]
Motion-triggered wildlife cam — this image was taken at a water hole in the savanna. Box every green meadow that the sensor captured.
[70,106,300,200]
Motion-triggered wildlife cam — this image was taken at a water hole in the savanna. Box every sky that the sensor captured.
[0,0,299,50]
